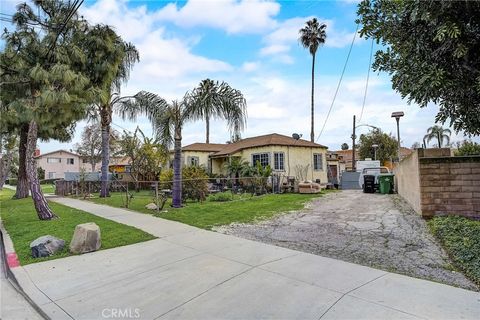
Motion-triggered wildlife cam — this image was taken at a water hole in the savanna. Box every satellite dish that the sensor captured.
[292,133,300,140]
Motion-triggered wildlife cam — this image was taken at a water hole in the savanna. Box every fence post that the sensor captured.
[155,182,160,212]
[126,182,129,208]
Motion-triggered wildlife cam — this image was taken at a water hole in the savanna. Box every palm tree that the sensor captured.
[188,79,247,143]
[223,157,249,191]
[299,18,327,142]
[424,125,451,148]
[119,92,185,207]
[83,25,139,198]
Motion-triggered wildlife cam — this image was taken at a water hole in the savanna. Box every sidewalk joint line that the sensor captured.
[318,273,387,319]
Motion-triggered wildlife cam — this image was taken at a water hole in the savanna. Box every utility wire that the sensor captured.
[316,23,359,142]
[358,37,375,123]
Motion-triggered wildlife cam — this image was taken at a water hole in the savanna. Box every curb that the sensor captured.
[0,223,50,320]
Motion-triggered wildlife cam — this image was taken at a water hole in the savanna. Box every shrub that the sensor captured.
[8,178,17,186]
[208,192,233,202]
[159,166,209,202]
[428,216,480,286]
[182,166,209,202]
[454,140,480,156]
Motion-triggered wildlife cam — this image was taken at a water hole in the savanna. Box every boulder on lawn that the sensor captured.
[145,202,158,210]
[30,235,65,258]
[69,222,101,254]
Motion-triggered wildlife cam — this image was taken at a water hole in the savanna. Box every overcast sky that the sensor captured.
[2,0,479,152]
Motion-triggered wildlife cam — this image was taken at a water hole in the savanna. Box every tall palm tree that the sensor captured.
[299,18,327,142]
[82,25,139,197]
[188,79,247,143]
[424,125,451,148]
[118,92,186,207]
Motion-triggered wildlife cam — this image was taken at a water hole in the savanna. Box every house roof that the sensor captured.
[182,143,226,152]
[34,149,79,159]
[212,133,328,157]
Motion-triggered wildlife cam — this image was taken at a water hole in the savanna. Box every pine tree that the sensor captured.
[0,1,94,219]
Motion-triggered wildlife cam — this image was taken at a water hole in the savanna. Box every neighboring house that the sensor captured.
[175,133,329,184]
[334,149,359,172]
[326,152,340,185]
[108,157,134,182]
[36,150,84,179]
[35,149,122,179]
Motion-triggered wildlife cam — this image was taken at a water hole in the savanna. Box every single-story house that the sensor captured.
[175,133,329,184]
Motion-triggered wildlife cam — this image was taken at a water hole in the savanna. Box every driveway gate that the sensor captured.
[340,171,361,190]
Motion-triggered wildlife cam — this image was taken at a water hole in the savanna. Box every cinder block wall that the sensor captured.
[419,157,480,218]
[395,149,480,218]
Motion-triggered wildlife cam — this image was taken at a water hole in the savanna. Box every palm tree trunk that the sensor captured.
[26,120,56,220]
[172,127,183,208]
[15,124,30,199]
[100,124,110,197]
[310,53,316,142]
[437,133,442,148]
[206,113,210,144]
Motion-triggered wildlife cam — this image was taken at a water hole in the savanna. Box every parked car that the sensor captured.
[359,167,390,191]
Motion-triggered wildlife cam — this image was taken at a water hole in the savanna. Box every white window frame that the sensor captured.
[273,152,285,171]
[48,172,56,179]
[47,157,61,163]
[67,158,75,165]
[187,156,200,166]
[313,153,323,171]
[252,153,270,168]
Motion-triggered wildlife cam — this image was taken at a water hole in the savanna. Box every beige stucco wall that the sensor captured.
[36,151,81,179]
[394,150,422,214]
[182,151,211,168]
[212,145,328,183]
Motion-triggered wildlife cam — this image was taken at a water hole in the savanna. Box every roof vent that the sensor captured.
[292,133,302,140]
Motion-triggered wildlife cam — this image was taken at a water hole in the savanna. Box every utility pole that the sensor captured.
[352,115,356,172]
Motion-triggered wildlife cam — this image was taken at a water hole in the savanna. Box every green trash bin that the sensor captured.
[378,174,394,194]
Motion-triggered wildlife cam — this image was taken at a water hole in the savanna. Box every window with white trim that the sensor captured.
[273,152,284,171]
[47,157,61,163]
[252,153,269,168]
[187,156,199,166]
[67,158,74,165]
[313,153,323,171]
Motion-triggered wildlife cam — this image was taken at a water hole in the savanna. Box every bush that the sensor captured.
[159,166,209,202]
[8,178,17,186]
[428,216,480,286]
[40,178,57,185]
[182,166,209,202]
[454,140,480,156]
[208,192,233,202]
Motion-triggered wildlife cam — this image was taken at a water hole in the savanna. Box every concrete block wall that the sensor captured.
[395,149,480,218]
[419,157,480,218]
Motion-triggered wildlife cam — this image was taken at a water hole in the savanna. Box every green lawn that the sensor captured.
[0,189,156,265]
[40,184,55,193]
[428,215,480,286]
[88,190,327,230]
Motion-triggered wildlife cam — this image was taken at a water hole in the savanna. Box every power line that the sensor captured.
[358,37,375,123]
[316,23,359,142]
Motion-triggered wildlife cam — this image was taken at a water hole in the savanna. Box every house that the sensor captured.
[326,152,340,185]
[176,133,329,184]
[35,149,122,180]
[36,150,88,179]
[334,149,359,172]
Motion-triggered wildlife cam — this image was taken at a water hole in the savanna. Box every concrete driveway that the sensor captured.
[6,197,480,320]
[218,190,478,291]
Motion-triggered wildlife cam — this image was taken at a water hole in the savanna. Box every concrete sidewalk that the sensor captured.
[10,197,480,319]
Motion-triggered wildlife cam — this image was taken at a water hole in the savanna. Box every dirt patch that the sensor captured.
[216,190,478,291]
